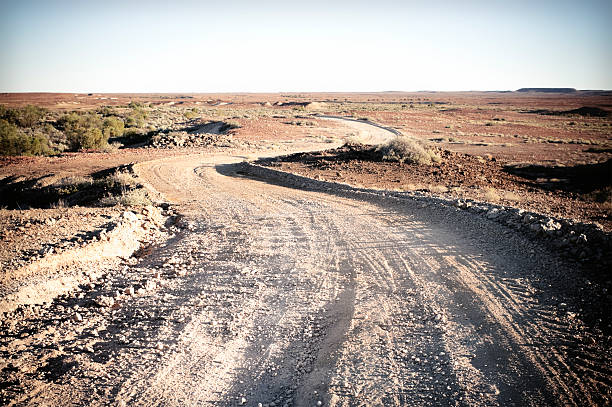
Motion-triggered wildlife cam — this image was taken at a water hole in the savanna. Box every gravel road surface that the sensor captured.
[2,119,610,406]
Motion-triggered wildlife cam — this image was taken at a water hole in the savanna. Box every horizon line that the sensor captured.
[2,89,612,95]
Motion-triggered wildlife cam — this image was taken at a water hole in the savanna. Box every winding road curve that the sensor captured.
[122,119,610,406]
[10,119,609,406]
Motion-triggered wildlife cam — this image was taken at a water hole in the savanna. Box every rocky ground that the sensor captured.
[266,144,611,230]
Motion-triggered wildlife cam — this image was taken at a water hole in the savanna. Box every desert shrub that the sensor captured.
[125,114,143,128]
[41,123,68,151]
[70,127,105,150]
[18,105,46,127]
[127,101,145,109]
[0,119,18,144]
[99,188,151,207]
[102,117,125,138]
[0,105,46,128]
[125,102,148,128]
[0,119,51,156]
[125,109,147,127]
[1,105,20,125]
[107,171,138,187]
[58,112,108,150]
[101,142,122,153]
[98,106,117,116]
[184,108,199,120]
[55,176,94,187]
[376,137,441,165]
[344,134,367,146]
[121,128,150,145]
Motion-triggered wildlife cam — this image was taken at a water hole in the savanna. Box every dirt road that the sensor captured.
[3,119,610,406]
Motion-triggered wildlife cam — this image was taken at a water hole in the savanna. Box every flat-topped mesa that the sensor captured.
[516,88,577,93]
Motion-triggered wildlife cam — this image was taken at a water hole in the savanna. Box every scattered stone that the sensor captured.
[144,280,157,291]
[96,296,115,308]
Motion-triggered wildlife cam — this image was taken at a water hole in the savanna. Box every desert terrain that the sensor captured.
[0,91,611,406]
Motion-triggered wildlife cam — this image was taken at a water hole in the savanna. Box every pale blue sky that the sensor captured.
[1,0,610,92]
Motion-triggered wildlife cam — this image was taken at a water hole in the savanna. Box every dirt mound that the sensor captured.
[305,101,327,110]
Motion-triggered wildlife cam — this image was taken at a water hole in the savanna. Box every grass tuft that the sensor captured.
[376,137,441,165]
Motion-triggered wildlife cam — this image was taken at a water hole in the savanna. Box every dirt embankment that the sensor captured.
[267,144,612,230]
[0,206,169,315]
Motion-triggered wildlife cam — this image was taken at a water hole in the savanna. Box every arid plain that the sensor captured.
[0,91,610,406]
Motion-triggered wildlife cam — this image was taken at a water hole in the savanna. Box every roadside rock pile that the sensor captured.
[149,131,233,148]
[451,199,610,264]
[148,121,238,149]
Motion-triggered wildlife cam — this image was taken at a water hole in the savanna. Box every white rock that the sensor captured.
[96,296,115,308]
[144,280,156,291]
[122,211,139,222]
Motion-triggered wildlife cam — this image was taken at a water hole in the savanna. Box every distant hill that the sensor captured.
[516,88,577,93]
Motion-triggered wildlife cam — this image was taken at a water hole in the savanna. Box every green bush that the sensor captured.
[124,101,149,128]
[58,112,108,151]
[98,106,117,116]
[127,101,145,109]
[19,105,46,127]
[102,117,125,138]
[0,104,46,128]
[0,119,51,156]
[125,105,148,128]
[71,127,105,150]
[42,123,68,152]
[125,113,145,128]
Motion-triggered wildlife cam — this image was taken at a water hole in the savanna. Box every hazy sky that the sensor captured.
[1,0,611,92]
